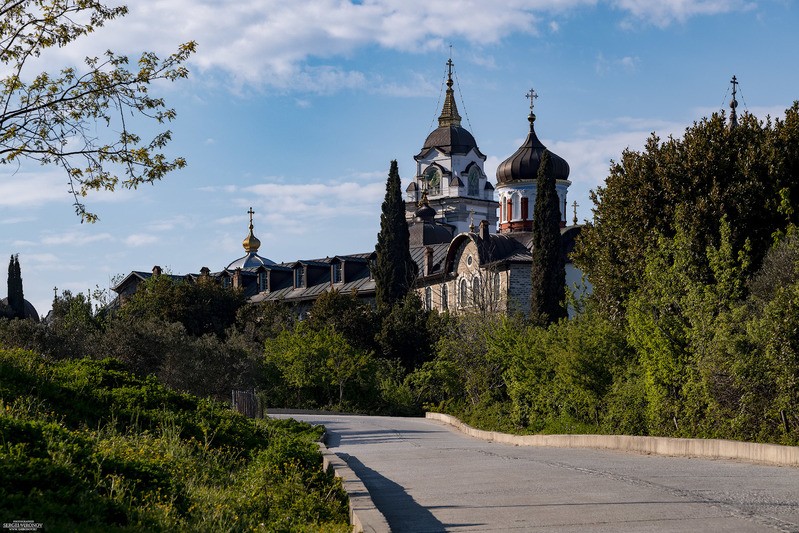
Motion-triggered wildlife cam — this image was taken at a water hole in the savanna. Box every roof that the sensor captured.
[226,252,275,270]
[496,116,570,185]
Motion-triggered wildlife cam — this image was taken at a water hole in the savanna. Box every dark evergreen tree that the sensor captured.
[7,254,25,319]
[373,160,416,310]
[530,150,567,326]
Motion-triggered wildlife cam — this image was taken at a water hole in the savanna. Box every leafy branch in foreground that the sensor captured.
[0,0,196,221]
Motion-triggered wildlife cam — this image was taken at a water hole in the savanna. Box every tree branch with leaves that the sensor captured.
[0,0,195,221]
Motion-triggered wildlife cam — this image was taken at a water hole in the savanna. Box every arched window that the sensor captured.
[424,166,441,196]
[425,287,432,310]
[493,272,500,300]
[258,271,267,292]
[468,166,480,196]
[507,198,513,222]
[472,277,480,305]
[459,278,468,307]
[442,283,448,310]
[512,193,521,220]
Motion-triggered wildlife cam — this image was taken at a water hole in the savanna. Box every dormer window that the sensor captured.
[258,271,268,292]
[332,263,342,284]
[221,276,231,288]
[294,267,304,288]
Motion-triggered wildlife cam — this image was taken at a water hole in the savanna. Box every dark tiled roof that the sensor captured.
[496,121,570,185]
[415,126,487,160]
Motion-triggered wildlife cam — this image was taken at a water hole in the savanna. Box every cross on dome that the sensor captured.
[525,88,538,114]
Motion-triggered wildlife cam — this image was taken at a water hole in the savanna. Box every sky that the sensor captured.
[2,0,798,317]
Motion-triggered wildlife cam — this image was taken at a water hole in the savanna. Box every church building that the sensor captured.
[113,60,586,316]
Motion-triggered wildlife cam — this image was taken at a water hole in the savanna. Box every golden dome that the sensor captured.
[242,207,261,252]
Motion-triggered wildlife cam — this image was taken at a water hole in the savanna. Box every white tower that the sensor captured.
[406,59,498,235]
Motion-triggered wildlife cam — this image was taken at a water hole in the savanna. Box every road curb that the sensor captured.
[426,412,799,467]
[318,432,391,533]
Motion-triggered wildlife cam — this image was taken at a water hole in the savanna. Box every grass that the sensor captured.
[0,348,349,532]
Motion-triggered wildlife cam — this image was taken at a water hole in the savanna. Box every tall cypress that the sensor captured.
[373,160,416,310]
[7,254,25,319]
[530,150,567,325]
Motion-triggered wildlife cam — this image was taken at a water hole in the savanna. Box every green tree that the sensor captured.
[530,150,566,326]
[118,274,245,338]
[575,107,799,319]
[373,160,416,310]
[307,289,378,353]
[6,255,24,319]
[0,1,195,221]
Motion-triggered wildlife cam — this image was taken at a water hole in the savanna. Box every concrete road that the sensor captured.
[273,413,799,532]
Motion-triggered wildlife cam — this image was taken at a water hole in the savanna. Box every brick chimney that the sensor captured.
[424,246,434,275]
[152,265,162,276]
[479,220,490,241]
[232,267,243,289]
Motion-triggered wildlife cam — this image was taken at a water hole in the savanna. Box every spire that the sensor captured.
[729,75,739,129]
[438,58,462,127]
[242,207,261,253]
[525,87,538,132]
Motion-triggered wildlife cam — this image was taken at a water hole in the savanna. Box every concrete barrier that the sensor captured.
[426,412,799,467]
[318,434,391,533]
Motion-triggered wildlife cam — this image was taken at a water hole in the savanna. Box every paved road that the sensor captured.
[273,414,799,532]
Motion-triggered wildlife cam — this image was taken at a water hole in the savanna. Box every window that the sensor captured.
[424,166,441,196]
[332,263,342,284]
[425,287,432,310]
[221,276,231,288]
[521,197,529,220]
[459,278,468,307]
[506,198,512,222]
[512,193,521,220]
[442,283,448,310]
[258,271,267,292]
[468,166,480,196]
[472,277,480,305]
[294,267,304,288]
[493,272,500,300]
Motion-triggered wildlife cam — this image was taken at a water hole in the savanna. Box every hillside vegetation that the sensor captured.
[0,348,348,532]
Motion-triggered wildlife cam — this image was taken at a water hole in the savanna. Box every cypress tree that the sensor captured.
[530,150,567,325]
[7,254,25,319]
[373,160,417,310]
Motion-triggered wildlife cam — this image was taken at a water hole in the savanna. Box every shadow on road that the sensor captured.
[338,453,453,533]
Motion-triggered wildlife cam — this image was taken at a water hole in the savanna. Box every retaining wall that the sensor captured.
[427,412,799,467]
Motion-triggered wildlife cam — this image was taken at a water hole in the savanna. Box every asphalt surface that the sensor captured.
[272,413,799,532]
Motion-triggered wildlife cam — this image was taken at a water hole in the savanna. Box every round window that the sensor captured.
[466,255,473,266]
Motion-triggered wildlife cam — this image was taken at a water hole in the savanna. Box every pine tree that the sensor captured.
[373,160,417,310]
[530,150,567,326]
[7,254,25,319]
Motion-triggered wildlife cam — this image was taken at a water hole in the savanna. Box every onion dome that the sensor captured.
[496,97,570,185]
[415,59,484,159]
[227,208,275,270]
[414,191,437,221]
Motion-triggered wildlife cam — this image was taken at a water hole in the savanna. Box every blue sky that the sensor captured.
[2,0,798,317]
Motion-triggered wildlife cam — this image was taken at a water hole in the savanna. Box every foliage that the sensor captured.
[574,106,799,319]
[6,255,24,319]
[265,322,372,409]
[0,0,196,221]
[307,289,379,353]
[530,150,566,326]
[376,292,436,371]
[0,348,349,531]
[373,160,417,310]
[117,274,246,338]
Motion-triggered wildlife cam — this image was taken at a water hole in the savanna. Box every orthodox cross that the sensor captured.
[247,207,255,229]
[572,200,579,226]
[730,75,738,100]
[525,88,538,114]
[729,75,739,128]
[53,286,58,300]
[469,208,476,233]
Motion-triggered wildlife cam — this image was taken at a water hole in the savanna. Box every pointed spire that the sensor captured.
[242,207,261,253]
[729,75,739,129]
[438,58,462,127]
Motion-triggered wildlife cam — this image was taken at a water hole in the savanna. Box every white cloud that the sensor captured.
[41,232,113,246]
[611,0,755,27]
[0,171,66,207]
[125,234,159,247]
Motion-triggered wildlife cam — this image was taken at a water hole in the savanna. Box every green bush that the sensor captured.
[0,348,349,531]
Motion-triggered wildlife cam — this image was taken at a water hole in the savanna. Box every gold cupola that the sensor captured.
[242,207,261,253]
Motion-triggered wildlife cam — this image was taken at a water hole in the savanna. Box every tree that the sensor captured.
[530,150,566,326]
[6,254,24,319]
[373,160,416,310]
[1,1,196,221]
[574,107,799,319]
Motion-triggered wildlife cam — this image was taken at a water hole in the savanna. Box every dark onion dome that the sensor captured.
[496,113,570,185]
[414,191,437,221]
[1,297,39,322]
